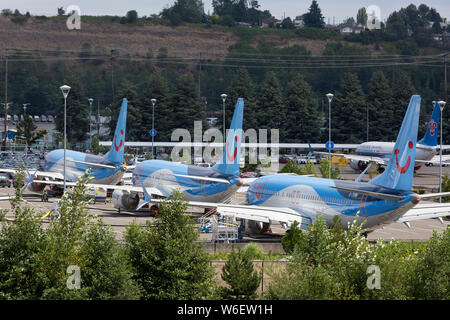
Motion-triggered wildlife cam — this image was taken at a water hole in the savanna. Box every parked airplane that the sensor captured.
[168,95,450,232]
[0,98,129,192]
[328,101,448,172]
[111,98,245,211]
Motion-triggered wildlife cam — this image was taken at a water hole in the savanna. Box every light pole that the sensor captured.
[1,102,12,149]
[60,85,71,194]
[151,98,156,159]
[88,98,93,149]
[326,93,334,179]
[23,103,30,116]
[438,100,446,203]
[221,94,227,144]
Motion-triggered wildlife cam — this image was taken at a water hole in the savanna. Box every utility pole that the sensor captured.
[111,49,115,103]
[3,48,8,151]
[97,100,100,137]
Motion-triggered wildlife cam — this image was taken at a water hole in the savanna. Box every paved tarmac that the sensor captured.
[0,164,448,245]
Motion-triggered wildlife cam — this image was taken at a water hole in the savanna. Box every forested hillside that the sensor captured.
[0,1,448,146]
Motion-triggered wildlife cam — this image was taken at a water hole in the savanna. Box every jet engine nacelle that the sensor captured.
[27,182,46,192]
[112,189,140,210]
[245,220,271,234]
[349,160,367,171]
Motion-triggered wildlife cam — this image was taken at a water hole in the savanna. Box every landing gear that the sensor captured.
[150,204,159,216]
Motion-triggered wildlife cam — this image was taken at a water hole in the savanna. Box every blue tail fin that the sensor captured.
[306,141,313,158]
[212,98,244,176]
[369,95,421,191]
[417,101,440,147]
[105,98,127,164]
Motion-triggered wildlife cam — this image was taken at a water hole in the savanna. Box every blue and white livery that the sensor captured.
[191,95,450,231]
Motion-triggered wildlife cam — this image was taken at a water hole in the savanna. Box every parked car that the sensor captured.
[240,172,258,178]
[0,174,11,188]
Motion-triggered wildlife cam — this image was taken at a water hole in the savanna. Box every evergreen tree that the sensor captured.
[366,71,394,141]
[225,68,258,131]
[16,115,47,147]
[110,80,141,141]
[124,190,214,299]
[220,246,261,299]
[140,73,171,141]
[256,71,286,139]
[332,72,366,143]
[391,70,416,138]
[169,73,206,137]
[284,74,320,142]
[356,7,368,26]
[303,0,325,28]
[55,74,89,144]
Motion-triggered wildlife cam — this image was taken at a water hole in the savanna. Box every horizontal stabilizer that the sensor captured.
[67,159,117,170]
[171,173,231,184]
[329,186,404,201]
[398,202,450,222]
[419,191,450,199]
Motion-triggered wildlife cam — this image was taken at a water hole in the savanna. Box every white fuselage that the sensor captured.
[350,141,436,171]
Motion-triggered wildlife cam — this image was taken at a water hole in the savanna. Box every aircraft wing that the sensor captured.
[0,168,64,180]
[171,197,311,228]
[397,202,450,223]
[315,152,388,166]
[32,179,163,196]
[415,155,450,165]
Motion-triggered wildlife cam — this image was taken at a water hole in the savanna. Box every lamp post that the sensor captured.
[88,98,93,149]
[1,102,12,149]
[438,100,446,203]
[221,93,227,144]
[151,98,156,159]
[23,103,30,116]
[60,85,71,194]
[326,93,334,179]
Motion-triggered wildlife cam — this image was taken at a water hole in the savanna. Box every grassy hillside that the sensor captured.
[0,15,382,58]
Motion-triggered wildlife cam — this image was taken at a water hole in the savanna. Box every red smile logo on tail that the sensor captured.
[226,136,238,162]
[429,119,437,136]
[395,141,413,174]
[114,129,124,152]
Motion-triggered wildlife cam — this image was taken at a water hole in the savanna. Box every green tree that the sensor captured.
[391,70,415,138]
[16,114,47,147]
[256,71,286,139]
[318,157,340,179]
[110,80,141,141]
[332,72,366,143]
[411,229,449,299]
[168,73,206,137]
[124,190,214,299]
[91,136,101,155]
[162,0,205,25]
[140,73,172,142]
[219,246,261,299]
[225,68,257,131]
[356,7,368,26]
[303,0,325,28]
[366,71,394,141]
[281,221,303,254]
[55,74,89,144]
[284,74,320,142]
